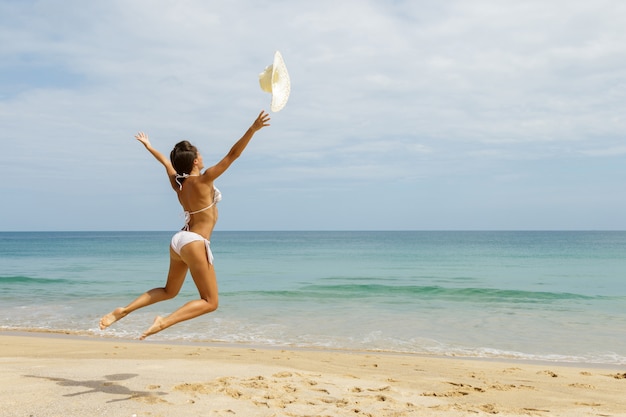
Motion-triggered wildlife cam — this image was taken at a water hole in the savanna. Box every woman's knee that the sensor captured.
[162,286,181,299]
[202,297,218,313]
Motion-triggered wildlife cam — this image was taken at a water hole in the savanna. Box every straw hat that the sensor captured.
[259,51,291,112]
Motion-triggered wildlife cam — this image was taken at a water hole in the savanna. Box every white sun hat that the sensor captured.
[258,51,291,112]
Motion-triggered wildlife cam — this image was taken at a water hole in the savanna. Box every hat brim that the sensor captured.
[259,51,291,112]
[270,51,290,112]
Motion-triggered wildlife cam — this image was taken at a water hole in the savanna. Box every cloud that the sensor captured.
[579,145,626,157]
[1,0,625,230]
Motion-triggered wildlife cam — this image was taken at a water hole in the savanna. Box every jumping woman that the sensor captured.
[99,110,270,339]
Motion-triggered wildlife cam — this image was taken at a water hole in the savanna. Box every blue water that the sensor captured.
[1,231,625,365]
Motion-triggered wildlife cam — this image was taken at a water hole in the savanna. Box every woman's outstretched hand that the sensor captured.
[251,110,271,132]
[135,131,151,147]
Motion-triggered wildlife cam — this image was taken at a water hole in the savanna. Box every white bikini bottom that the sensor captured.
[170,231,214,265]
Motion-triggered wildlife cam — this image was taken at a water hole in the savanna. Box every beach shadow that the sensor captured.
[24,373,167,403]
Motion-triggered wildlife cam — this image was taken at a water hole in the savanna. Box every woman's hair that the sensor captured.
[170,140,198,176]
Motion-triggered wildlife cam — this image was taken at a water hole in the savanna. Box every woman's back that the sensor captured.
[177,177,220,238]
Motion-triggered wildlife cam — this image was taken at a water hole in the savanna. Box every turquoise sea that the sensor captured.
[1,231,625,365]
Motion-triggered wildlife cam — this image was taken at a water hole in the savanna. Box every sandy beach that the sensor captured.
[1,332,624,417]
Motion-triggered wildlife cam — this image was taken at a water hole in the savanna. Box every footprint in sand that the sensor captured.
[272,371,293,378]
[489,383,518,391]
[422,382,486,398]
[491,383,535,391]
[479,403,499,414]
[422,390,468,398]
[568,383,595,389]
[132,394,168,405]
[367,385,391,392]
[576,402,602,407]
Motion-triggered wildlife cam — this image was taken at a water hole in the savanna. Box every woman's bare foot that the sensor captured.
[140,316,165,340]
[99,307,126,330]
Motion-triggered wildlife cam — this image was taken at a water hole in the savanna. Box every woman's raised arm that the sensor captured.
[135,132,178,190]
[202,110,271,181]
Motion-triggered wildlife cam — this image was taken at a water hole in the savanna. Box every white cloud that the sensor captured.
[579,145,626,157]
[1,0,625,230]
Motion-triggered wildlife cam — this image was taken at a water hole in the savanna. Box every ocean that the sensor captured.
[1,231,625,365]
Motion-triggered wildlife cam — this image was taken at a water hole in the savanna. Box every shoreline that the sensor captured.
[2,331,625,416]
[2,328,623,370]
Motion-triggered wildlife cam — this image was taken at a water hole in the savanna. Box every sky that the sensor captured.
[1,0,625,231]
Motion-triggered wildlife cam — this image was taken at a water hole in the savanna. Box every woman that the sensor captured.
[100,110,271,339]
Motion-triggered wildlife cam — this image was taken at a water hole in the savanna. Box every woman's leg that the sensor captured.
[140,240,218,339]
[99,247,189,330]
